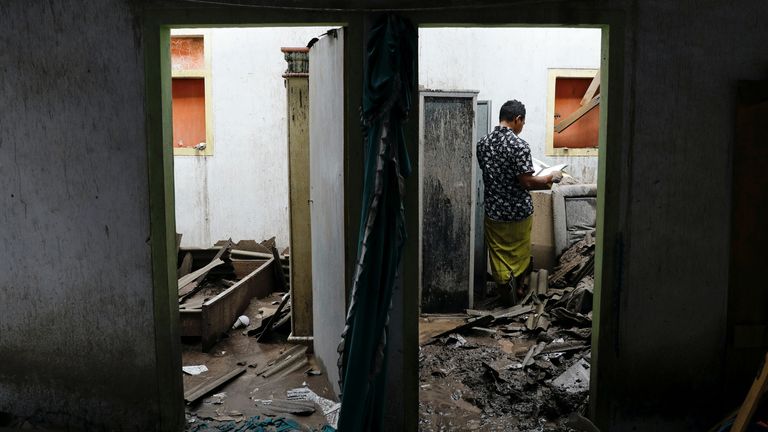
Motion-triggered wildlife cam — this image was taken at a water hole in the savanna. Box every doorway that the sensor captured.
[415,26,605,431]
[148,20,354,430]
[143,7,625,431]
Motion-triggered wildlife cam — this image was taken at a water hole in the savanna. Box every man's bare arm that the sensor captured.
[517,171,562,190]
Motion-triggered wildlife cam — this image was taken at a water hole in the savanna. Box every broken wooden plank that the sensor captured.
[184,366,247,404]
[270,245,289,293]
[178,258,225,290]
[470,327,497,336]
[537,269,549,296]
[427,315,495,343]
[529,272,539,298]
[179,309,202,337]
[554,94,600,133]
[216,239,271,254]
[260,237,277,251]
[580,70,600,106]
[540,340,590,355]
[178,240,234,303]
[522,341,547,367]
[262,349,308,379]
[254,399,316,416]
[178,252,193,278]
[255,345,306,375]
[178,258,225,299]
[494,304,536,321]
[465,309,491,317]
[256,291,290,342]
[232,259,268,279]
[732,352,768,432]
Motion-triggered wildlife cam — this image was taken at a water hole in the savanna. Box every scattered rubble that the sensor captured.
[419,236,596,431]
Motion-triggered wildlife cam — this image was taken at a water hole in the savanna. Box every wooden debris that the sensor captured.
[580,70,600,106]
[540,340,590,355]
[554,94,600,133]
[255,399,316,416]
[731,352,768,432]
[201,258,275,351]
[494,304,535,321]
[178,258,225,298]
[258,345,308,379]
[184,366,247,404]
[470,327,497,336]
[427,315,495,343]
[179,240,233,302]
[549,233,595,288]
[256,292,290,342]
[536,269,549,296]
[178,252,193,278]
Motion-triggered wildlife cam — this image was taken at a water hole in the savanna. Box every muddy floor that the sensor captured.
[418,315,591,432]
[182,291,338,431]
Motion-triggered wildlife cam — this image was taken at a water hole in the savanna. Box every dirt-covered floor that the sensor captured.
[418,233,597,432]
[418,313,592,432]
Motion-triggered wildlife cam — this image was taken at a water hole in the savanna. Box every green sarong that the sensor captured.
[485,216,532,285]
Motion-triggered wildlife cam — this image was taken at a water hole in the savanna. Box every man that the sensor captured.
[476,100,562,305]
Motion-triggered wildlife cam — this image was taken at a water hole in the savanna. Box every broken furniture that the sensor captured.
[552,183,597,257]
[178,244,277,352]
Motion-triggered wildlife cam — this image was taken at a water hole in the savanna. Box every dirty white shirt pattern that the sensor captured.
[476,126,534,221]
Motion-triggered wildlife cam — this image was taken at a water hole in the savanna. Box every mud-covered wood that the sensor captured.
[420,92,477,313]
[200,258,275,351]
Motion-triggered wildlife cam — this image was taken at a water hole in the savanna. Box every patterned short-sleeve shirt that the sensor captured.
[476,126,534,221]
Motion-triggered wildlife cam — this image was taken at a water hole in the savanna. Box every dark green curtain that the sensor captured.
[335,13,417,432]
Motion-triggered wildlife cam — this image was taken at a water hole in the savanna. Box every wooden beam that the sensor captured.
[731,353,768,432]
[256,289,290,342]
[178,259,222,289]
[555,94,601,134]
[580,70,600,106]
[183,366,247,404]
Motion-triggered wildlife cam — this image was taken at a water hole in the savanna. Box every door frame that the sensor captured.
[142,9,362,430]
[143,5,629,431]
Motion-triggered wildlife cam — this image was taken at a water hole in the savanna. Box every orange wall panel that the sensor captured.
[553,77,600,149]
[171,78,206,149]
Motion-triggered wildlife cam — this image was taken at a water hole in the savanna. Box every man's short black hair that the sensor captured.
[499,100,526,122]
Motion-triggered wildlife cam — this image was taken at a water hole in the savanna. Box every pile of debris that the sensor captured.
[419,233,597,431]
[177,236,292,351]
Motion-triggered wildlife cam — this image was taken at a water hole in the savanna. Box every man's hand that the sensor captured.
[550,171,563,184]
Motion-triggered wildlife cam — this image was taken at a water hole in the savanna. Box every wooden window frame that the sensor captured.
[545,68,599,157]
[171,29,214,156]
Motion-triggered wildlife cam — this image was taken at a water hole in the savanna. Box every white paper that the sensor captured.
[536,164,568,177]
[182,365,209,375]
[287,386,340,428]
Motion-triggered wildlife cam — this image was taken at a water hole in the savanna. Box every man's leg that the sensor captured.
[485,217,515,306]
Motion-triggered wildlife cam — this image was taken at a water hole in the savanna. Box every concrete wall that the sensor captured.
[309,31,347,396]
[609,2,768,429]
[174,27,330,249]
[0,1,168,430]
[419,28,602,183]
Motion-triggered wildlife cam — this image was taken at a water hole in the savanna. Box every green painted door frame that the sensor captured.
[406,10,628,429]
[142,4,628,431]
[141,7,363,431]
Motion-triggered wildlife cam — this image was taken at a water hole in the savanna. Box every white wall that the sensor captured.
[419,28,602,183]
[175,27,331,249]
